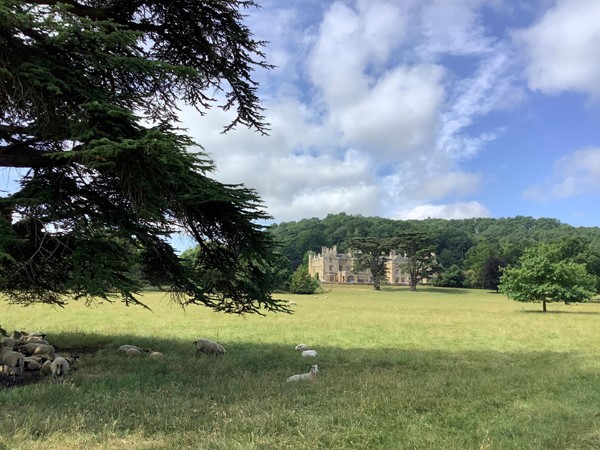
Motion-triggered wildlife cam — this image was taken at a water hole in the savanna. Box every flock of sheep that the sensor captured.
[119,338,321,383]
[1,329,320,386]
[0,330,78,385]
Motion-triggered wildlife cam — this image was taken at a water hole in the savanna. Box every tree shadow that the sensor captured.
[522,309,600,315]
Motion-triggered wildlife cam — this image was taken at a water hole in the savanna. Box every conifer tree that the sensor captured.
[0,0,286,313]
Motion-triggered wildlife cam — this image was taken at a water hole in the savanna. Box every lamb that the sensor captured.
[148,351,164,359]
[286,364,319,383]
[193,339,226,355]
[50,355,70,383]
[294,344,317,357]
[0,345,24,382]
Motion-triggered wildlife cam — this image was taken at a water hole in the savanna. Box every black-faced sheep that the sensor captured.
[50,355,69,383]
[0,345,24,382]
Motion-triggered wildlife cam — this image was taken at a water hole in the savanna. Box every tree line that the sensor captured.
[268,213,600,298]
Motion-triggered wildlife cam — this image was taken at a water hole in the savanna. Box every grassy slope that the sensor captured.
[1,285,599,449]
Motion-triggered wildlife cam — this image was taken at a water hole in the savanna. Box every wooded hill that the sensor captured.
[268,213,600,290]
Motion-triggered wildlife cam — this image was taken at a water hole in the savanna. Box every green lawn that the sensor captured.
[1,285,599,449]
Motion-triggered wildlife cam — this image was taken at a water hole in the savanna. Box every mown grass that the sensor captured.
[1,285,599,449]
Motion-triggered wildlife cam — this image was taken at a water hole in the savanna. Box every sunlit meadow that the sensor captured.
[1,285,599,449]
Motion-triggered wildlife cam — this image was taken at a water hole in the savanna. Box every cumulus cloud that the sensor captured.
[524,147,600,201]
[514,0,600,99]
[178,0,537,223]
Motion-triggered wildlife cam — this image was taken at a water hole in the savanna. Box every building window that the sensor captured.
[329,265,333,271]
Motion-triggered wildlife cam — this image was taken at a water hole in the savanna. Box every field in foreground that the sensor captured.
[1,285,599,450]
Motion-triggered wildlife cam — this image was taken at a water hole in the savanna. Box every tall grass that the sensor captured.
[1,285,599,449]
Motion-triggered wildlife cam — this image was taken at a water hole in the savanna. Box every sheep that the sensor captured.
[126,347,142,358]
[19,335,50,345]
[148,351,164,359]
[23,357,41,372]
[50,355,70,383]
[40,360,52,376]
[286,364,319,383]
[19,342,55,356]
[65,354,80,369]
[117,344,149,354]
[294,344,317,357]
[1,337,16,350]
[0,346,24,383]
[193,339,226,355]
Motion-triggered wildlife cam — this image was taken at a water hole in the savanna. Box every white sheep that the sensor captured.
[148,351,164,359]
[294,344,309,351]
[117,344,148,354]
[286,364,319,383]
[301,350,318,358]
[0,346,24,382]
[193,339,226,355]
[50,355,70,383]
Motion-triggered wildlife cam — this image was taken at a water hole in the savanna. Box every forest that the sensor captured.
[268,213,600,291]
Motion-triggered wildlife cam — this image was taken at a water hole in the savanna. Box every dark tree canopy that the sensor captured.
[347,236,393,291]
[395,231,439,291]
[0,0,287,313]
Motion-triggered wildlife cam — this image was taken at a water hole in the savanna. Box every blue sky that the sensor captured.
[2,0,599,232]
[179,0,600,227]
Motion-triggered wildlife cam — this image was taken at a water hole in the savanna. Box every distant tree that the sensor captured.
[0,0,286,314]
[347,237,393,291]
[432,264,465,288]
[500,244,597,312]
[395,231,439,291]
[482,255,506,292]
[289,265,320,295]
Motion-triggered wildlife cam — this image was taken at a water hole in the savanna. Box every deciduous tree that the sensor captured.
[0,0,285,314]
[500,244,596,312]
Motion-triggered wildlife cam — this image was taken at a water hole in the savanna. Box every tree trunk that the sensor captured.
[542,300,547,312]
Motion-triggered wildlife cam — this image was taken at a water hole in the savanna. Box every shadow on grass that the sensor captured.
[522,309,600,315]
[2,332,599,449]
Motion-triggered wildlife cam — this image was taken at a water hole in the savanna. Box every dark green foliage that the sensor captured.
[500,243,597,312]
[432,264,465,288]
[0,0,287,313]
[346,236,393,290]
[269,215,600,292]
[395,231,440,291]
[289,265,320,295]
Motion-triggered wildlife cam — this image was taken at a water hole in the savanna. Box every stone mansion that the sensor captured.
[307,246,415,285]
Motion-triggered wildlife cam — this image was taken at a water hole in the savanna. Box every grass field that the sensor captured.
[1,284,599,449]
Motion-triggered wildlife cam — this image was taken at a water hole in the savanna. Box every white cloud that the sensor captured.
[515,0,600,99]
[179,0,533,223]
[524,147,600,201]
[392,201,491,220]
